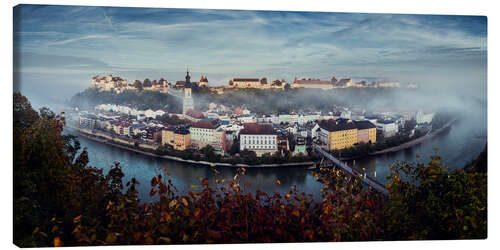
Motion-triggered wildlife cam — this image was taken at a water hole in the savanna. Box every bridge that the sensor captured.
[312,144,390,197]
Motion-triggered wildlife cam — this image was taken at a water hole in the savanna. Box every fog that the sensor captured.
[14,63,487,118]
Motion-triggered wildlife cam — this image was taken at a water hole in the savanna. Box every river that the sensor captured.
[70,104,486,203]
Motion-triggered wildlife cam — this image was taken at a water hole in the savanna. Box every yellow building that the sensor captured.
[161,127,175,146]
[329,128,358,150]
[162,127,191,150]
[173,127,190,151]
[318,119,376,150]
[229,78,266,89]
[353,120,377,144]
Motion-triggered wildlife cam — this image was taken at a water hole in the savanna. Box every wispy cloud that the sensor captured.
[46,34,111,46]
[14,5,486,87]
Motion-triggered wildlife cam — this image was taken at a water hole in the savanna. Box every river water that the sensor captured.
[70,103,486,203]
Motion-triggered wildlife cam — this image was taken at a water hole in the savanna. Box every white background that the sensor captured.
[1,0,498,249]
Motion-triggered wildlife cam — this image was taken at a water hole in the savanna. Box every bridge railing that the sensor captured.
[313,144,389,197]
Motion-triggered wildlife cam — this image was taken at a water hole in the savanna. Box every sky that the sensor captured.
[13,4,487,107]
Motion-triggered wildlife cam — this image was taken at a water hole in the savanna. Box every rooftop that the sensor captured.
[233,78,259,82]
[318,119,357,132]
[294,79,332,85]
[353,120,376,130]
[240,123,276,135]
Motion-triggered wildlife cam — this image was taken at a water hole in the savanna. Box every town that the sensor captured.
[90,71,417,94]
[70,71,434,165]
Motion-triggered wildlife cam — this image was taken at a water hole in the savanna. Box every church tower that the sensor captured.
[185,67,191,85]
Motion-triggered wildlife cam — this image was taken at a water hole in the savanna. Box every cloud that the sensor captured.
[13,5,487,87]
[14,52,112,72]
[46,34,111,46]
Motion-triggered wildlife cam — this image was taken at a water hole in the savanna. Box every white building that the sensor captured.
[416,110,435,124]
[377,121,399,138]
[238,115,256,123]
[239,123,277,156]
[340,110,352,119]
[189,120,221,149]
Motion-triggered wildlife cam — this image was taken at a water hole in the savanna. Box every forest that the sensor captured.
[15,93,486,246]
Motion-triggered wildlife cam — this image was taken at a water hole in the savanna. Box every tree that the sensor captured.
[383,155,487,240]
[404,119,417,133]
[13,92,39,128]
[260,77,267,85]
[287,134,296,152]
[143,78,152,88]
[228,140,240,155]
[39,107,56,120]
[133,80,143,91]
[284,83,291,91]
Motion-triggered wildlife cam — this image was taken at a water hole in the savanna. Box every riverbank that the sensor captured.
[333,118,458,161]
[369,118,458,156]
[65,126,315,168]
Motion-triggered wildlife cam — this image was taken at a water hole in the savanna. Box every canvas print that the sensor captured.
[13,4,487,247]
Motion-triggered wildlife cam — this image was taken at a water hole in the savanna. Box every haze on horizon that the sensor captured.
[13,4,487,110]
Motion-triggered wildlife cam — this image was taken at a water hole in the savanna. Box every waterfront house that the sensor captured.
[353,120,377,144]
[173,127,191,151]
[239,123,278,156]
[318,119,358,150]
[377,120,399,138]
[277,133,289,154]
[161,127,176,147]
[189,119,222,150]
[294,136,307,155]
[416,110,435,124]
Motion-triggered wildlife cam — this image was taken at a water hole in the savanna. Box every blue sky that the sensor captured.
[13,4,487,104]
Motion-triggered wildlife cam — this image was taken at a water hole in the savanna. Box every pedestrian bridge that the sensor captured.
[312,144,389,197]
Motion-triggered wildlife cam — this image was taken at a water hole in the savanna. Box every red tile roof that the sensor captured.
[192,121,215,129]
[240,123,276,135]
[295,79,332,85]
[233,78,259,82]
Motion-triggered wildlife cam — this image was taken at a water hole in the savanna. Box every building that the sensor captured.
[161,127,176,146]
[291,78,334,89]
[294,136,307,155]
[91,75,128,92]
[239,123,277,156]
[79,113,99,129]
[353,120,377,144]
[173,127,191,151]
[304,122,320,139]
[229,78,261,88]
[376,81,401,88]
[277,133,289,154]
[340,110,352,119]
[377,120,399,138]
[270,79,286,89]
[199,76,209,87]
[213,128,227,154]
[189,119,222,150]
[185,109,205,122]
[318,119,358,150]
[182,88,194,115]
[336,78,354,87]
[416,110,435,124]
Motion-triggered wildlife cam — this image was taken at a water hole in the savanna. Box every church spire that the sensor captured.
[185,66,191,84]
